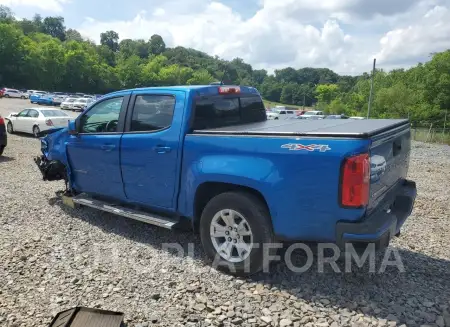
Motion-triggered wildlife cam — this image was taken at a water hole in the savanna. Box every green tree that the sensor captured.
[65,28,83,42]
[149,34,165,55]
[315,84,339,104]
[42,16,66,41]
[100,30,119,52]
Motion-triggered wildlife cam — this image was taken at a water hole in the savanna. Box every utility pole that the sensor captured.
[303,94,306,110]
[367,58,376,119]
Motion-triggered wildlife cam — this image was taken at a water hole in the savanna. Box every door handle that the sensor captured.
[101,144,116,151]
[153,146,171,154]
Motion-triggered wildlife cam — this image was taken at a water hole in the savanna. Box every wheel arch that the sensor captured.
[193,181,271,231]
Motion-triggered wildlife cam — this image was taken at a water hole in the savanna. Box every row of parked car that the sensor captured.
[266,106,365,120]
[1,88,102,111]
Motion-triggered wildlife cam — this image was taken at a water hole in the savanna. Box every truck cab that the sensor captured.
[35,85,416,275]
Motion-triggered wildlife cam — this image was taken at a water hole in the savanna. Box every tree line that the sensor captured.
[0,5,448,126]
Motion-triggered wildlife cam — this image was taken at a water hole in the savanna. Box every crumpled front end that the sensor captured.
[34,127,70,182]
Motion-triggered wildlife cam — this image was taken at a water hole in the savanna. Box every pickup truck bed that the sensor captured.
[194,118,409,138]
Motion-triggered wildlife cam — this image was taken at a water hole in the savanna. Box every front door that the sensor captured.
[66,95,129,200]
[120,91,185,210]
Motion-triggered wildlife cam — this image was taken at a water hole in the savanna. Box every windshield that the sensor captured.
[41,110,69,117]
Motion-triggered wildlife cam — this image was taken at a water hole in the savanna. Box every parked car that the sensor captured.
[2,88,27,99]
[72,98,94,111]
[325,114,349,119]
[300,110,325,119]
[0,115,6,156]
[33,94,65,106]
[60,98,77,110]
[349,116,366,120]
[6,108,71,137]
[30,91,48,103]
[34,85,416,275]
[266,109,297,120]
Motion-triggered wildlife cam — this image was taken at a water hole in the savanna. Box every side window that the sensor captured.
[28,110,39,118]
[193,97,239,129]
[130,95,175,132]
[287,111,294,114]
[279,111,286,115]
[79,97,124,133]
[18,110,29,117]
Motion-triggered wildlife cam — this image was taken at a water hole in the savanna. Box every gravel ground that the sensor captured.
[0,100,449,327]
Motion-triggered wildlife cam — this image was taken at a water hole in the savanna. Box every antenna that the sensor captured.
[219,63,229,85]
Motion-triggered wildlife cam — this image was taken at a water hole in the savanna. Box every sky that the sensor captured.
[2,0,450,75]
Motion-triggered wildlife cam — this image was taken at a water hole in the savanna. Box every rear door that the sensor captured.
[66,95,129,200]
[120,90,185,210]
[367,124,411,213]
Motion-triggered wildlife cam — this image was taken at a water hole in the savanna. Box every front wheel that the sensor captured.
[7,122,14,134]
[4,94,9,98]
[200,192,274,276]
[33,125,40,138]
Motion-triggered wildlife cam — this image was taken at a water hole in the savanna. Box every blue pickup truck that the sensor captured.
[34,85,416,275]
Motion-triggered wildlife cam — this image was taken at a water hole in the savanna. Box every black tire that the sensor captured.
[33,125,40,138]
[6,122,14,134]
[4,94,9,98]
[274,117,279,120]
[21,96,25,99]
[200,192,274,276]
[0,146,4,156]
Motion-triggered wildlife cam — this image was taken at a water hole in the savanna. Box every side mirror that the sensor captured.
[68,120,78,135]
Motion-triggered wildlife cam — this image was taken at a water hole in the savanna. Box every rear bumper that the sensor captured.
[336,179,416,249]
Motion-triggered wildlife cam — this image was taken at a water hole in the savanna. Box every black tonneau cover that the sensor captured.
[192,119,410,139]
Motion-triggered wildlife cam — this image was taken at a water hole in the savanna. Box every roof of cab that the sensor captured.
[106,85,260,97]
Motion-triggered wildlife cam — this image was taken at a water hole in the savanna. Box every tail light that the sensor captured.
[45,119,54,126]
[340,153,370,208]
[0,117,4,125]
[218,86,240,94]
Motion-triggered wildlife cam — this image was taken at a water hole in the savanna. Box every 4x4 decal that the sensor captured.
[281,143,331,152]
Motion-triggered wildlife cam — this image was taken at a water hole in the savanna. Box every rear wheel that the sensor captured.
[33,125,40,138]
[4,94,9,98]
[0,146,4,156]
[200,192,274,276]
[21,96,25,99]
[6,122,14,134]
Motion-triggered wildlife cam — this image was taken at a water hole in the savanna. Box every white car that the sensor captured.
[266,109,296,120]
[60,98,77,110]
[5,108,71,137]
[349,116,365,120]
[300,110,325,119]
[2,88,27,99]
[72,98,94,111]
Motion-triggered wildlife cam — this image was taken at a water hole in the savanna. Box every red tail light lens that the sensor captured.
[45,119,54,126]
[340,153,370,208]
[0,117,4,125]
[218,86,241,94]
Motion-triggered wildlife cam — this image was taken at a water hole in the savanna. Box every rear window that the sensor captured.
[192,95,266,130]
[41,110,69,117]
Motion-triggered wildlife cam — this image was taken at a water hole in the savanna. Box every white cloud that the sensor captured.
[0,0,68,12]
[76,0,450,74]
[374,5,450,66]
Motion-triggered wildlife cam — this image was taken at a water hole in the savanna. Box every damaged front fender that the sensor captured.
[34,126,71,182]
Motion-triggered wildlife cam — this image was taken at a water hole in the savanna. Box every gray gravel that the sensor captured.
[1,99,449,327]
